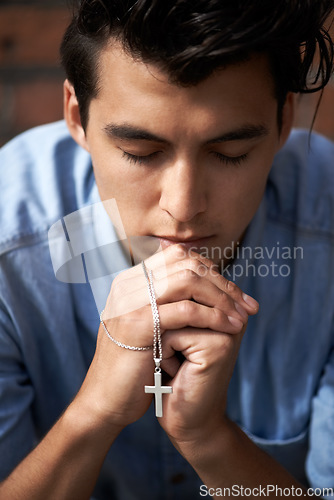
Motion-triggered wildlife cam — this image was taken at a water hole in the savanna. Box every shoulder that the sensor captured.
[267,129,334,235]
[0,121,94,255]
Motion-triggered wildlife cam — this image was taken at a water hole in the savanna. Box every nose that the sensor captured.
[159,158,207,222]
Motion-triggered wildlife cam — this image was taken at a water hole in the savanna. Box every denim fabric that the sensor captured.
[0,121,333,499]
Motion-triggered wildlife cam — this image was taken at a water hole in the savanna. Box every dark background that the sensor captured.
[1,0,334,147]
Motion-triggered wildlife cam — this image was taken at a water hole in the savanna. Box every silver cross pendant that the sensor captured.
[145,370,173,418]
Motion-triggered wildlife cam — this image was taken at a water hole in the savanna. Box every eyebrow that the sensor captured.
[206,124,269,144]
[104,124,168,143]
[103,123,269,145]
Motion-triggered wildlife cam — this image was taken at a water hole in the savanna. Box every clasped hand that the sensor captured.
[80,244,259,444]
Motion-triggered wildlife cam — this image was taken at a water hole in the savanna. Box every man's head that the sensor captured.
[60,1,333,267]
[61,0,334,130]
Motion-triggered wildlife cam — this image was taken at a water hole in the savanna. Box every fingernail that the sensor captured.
[228,316,243,328]
[242,293,259,309]
[234,302,248,320]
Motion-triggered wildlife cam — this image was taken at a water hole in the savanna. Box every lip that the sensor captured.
[157,235,214,251]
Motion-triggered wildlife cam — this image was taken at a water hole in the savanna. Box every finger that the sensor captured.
[101,288,245,357]
[160,255,259,315]
[159,300,245,334]
[146,243,216,270]
[207,269,259,314]
[104,253,217,315]
[103,295,245,352]
[126,247,215,297]
[155,269,248,323]
[105,244,258,323]
[106,257,250,324]
[112,243,256,319]
[161,327,243,368]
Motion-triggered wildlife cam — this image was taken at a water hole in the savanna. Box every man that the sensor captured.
[0,0,334,498]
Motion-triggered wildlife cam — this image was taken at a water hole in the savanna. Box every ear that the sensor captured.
[278,92,295,149]
[63,79,90,152]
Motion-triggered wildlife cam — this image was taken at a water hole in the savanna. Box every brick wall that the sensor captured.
[0,1,334,147]
[0,1,70,146]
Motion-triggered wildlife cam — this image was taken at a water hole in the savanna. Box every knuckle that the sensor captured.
[212,307,225,327]
[186,257,208,277]
[177,299,196,317]
[212,306,246,333]
[202,256,215,268]
[169,243,187,259]
[202,334,235,368]
[179,268,199,283]
[185,257,199,271]
[217,290,233,309]
[224,279,238,295]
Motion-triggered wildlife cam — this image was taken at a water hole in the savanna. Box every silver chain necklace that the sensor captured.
[142,261,172,417]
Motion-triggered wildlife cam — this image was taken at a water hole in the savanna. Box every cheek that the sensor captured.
[213,161,271,229]
[91,154,131,200]
[240,168,271,215]
[218,162,270,199]
[93,165,157,227]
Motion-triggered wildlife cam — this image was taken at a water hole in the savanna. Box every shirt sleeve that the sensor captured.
[0,299,37,481]
[306,343,334,498]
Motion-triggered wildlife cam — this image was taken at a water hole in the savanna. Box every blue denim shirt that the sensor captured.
[0,121,333,499]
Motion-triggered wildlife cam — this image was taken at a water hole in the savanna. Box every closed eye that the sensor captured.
[122,150,161,165]
[211,151,248,166]
[122,149,248,166]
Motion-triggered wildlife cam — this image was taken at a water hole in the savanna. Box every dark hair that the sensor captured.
[60,0,334,130]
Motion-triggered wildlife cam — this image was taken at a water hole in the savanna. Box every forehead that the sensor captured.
[89,43,278,136]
